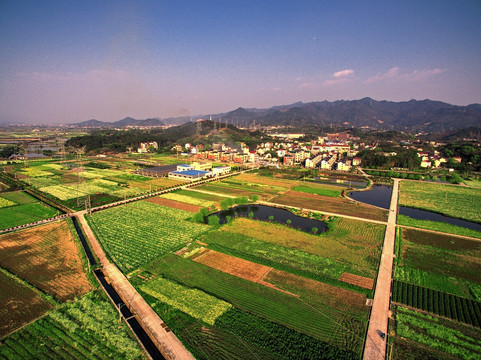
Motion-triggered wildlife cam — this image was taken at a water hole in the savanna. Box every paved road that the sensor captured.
[363,178,400,360]
[77,214,195,360]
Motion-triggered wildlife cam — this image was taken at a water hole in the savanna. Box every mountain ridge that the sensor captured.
[71,98,481,132]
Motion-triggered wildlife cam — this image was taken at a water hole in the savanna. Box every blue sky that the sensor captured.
[1,1,480,124]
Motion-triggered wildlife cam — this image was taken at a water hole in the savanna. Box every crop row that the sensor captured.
[395,306,481,360]
[392,280,481,328]
[87,201,208,272]
[0,292,143,360]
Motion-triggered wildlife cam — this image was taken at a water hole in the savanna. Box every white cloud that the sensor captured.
[333,69,354,78]
[270,87,281,92]
[366,67,445,83]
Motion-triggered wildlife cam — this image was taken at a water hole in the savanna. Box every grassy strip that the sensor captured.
[397,214,481,239]
[292,185,342,197]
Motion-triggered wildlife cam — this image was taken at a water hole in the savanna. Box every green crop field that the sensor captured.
[392,306,481,360]
[0,291,144,360]
[87,201,209,272]
[395,228,481,299]
[0,191,58,229]
[202,217,384,278]
[392,281,481,327]
[146,254,365,355]
[292,185,342,197]
[399,181,481,223]
[140,276,232,325]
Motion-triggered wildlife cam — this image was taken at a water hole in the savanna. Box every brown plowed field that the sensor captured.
[272,190,388,221]
[193,250,272,283]
[339,272,374,290]
[0,221,93,302]
[145,197,201,212]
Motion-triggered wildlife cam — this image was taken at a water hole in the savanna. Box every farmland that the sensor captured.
[392,280,481,327]
[399,180,481,223]
[271,190,388,221]
[0,291,144,360]
[395,228,481,299]
[0,220,93,301]
[196,173,347,202]
[86,201,209,272]
[144,254,364,357]
[0,270,53,338]
[199,217,384,279]
[0,191,58,229]
[391,306,481,360]
[8,159,183,210]
[397,214,481,239]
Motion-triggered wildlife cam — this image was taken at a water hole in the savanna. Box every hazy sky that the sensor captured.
[1,1,480,124]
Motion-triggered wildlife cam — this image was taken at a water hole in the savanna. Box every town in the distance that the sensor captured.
[1,106,480,360]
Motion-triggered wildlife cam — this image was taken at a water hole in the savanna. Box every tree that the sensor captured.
[286,219,292,226]
[248,211,254,219]
[312,227,318,234]
[268,215,274,221]
[250,194,259,202]
[208,215,220,225]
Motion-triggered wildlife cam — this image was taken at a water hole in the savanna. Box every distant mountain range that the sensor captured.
[71,98,481,132]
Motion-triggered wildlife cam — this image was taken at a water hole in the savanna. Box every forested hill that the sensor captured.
[65,121,267,153]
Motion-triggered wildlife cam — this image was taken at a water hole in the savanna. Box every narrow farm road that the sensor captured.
[76,214,195,360]
[363,178,400,360]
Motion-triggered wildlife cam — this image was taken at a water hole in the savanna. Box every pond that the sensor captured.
[349,185,392,209]
[207,204,328,234]
[399,207,481,232]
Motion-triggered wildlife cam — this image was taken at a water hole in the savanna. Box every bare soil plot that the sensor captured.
[0,221,93,301]
[145,196,200,212]
[272,190,388,221]
[339,272,374,290]
[0,271,53,338]
[194,249,272,283]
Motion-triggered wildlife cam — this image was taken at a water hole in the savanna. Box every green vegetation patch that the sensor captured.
[394,306,481,360]
[292,185,342,197]
[0,191,37,205]
[399,181,481,223]
[87,201,209,272]
[0,291,144,360]
[140,276,231,325]
[0,202,58,230]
